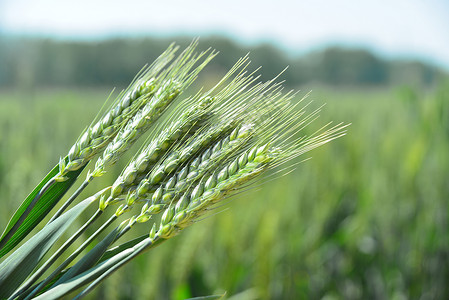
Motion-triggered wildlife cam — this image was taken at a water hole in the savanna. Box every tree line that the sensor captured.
[0,36,445,89]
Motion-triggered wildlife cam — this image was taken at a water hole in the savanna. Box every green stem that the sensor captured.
[114,221,134,242]
[10,209,103,300]
[73,237,156,300]
[48,175,94,224]
[23,214,118,300]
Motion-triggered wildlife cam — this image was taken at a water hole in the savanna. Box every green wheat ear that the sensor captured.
[93,42,217,177]
[56,44,180,180]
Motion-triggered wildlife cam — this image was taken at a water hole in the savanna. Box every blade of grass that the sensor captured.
[0,194,97,299]
[47,174,94,224]
[72,237,158,300]
[99,234,167,263]
[32,246,137,300]
[0,157,86,258]
[10,208,104,300]
[53,226,121,285]
[24,213,118,299]
[0,178,55,253]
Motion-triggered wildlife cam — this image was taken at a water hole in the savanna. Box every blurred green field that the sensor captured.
[0,82,448,299]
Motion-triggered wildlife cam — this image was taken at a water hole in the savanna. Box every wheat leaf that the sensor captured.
[0,157,85,258]
[33,247,137,300]
[98,234,169,263]
[0,195,95,299]
[54,226,120,285]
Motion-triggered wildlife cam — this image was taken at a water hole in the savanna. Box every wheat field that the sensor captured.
[0,81,448,298]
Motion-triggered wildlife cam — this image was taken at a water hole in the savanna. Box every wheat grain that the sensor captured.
[153,144,273,238]
[110,95,215,197]
[138,123,253,205]
[103,118,239,212]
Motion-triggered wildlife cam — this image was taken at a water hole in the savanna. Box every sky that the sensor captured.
[1,0,448,69]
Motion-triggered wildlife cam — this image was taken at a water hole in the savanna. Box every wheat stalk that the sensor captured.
[0,41,349,300]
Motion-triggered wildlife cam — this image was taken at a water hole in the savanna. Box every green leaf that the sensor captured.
[34,245,139,300]
[99,234,147,262]
[35,237,158,300]
[0,157,85,258]
[0,196,96,299]
[19,270,66,299]
[27,233,158,298]
[55,226,120,284]
[99,234,166,263]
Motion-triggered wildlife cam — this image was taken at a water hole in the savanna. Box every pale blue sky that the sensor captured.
[1,0,448,68]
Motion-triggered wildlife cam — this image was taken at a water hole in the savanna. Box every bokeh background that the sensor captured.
[1,0,449,299]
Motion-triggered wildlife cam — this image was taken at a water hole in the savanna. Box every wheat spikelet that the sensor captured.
[131,123,254,222]
[104,118,239,212]
[151,124,252,196]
